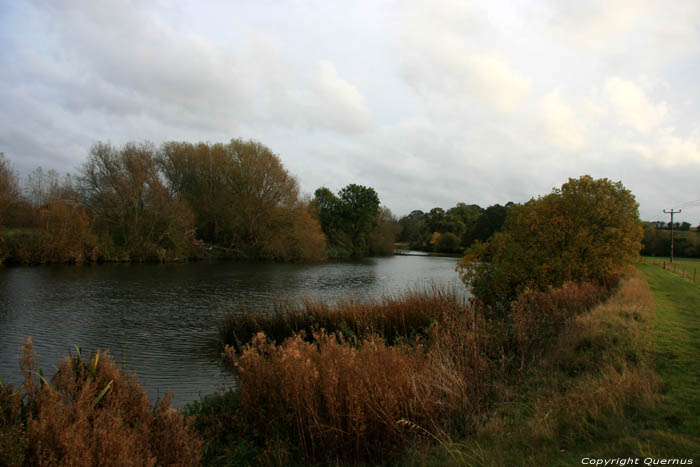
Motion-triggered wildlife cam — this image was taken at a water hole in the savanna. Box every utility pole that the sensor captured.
[663,209,682,263]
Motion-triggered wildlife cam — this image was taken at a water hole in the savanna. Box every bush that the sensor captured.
[511,281,611,369]
[0,339,202,465]
[459,176,642,312]
[436,232,461,253]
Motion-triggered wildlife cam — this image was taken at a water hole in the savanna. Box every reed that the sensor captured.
[0,338,203,466]
[219,285,467,352]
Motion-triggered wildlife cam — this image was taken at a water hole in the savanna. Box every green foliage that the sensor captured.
[642,222,700,258]
[435,231,461,253]
[459,176,643,311]
[313,184,381,258]
[398,202,510,252]
[464,203,509,246]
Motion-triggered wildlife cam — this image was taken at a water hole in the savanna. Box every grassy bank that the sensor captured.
[195,280,614,465]
[638,263,700,446]
[402,266,699,466]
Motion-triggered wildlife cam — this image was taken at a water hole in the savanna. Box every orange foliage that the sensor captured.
[0,339,202,466]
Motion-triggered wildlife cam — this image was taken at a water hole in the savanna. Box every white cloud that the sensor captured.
[549,0,650,52]
[605,77,668,133]
[538,89,588,151]
[547,0,700,65]
[656,127,700,166]
[305,60,372,133]
[396,1,530,113]
[466,53,531,113]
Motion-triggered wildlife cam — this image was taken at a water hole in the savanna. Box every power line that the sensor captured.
[663,209,682,263]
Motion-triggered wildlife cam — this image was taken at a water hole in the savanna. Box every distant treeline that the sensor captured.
[642,222,700,258]
[397,202,514,253]
[0,141,398,264]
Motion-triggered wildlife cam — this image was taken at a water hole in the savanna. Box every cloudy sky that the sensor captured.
[1,0,699,222]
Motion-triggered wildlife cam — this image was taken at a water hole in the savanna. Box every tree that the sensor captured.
[435,231,461,253]
[159,139,326,261]
[398,210,429,248]
[0,153,20,228]
[464,204,509,246]
[369,207,401,255]
[459,176,643,311]
[313,184,381,258]
[79,142,197,261]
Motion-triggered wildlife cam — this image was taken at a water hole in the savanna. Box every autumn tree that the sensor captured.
[79,142,197,261]
[459,176,643,311]
[369,206,401,255]
[159,139,326,261]
[0,153,20,228]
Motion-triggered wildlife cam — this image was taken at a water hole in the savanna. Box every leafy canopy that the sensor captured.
[458,176,643,311]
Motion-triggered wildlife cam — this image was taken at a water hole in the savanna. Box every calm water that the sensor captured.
[0,255,464,407]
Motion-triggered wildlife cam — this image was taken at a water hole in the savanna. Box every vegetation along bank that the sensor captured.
[1,175,697,465]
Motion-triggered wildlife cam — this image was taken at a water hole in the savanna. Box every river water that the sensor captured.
[0,255,464,407]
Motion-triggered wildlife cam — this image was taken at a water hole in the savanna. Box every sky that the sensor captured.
[1,0,699,223]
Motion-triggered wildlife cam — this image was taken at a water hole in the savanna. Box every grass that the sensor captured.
[204,280,621,465]
[643,256,700,283]
[218,286,466,353]
[638,263,700,443]
[400,267,700,466]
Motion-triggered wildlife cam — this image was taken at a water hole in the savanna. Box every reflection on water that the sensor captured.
[0,255,464,407]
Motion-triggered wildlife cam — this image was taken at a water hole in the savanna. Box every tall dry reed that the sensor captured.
[0,339,202,466]
[219,286,466,352]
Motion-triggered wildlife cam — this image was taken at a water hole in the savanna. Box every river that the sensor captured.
[0,254,464,407]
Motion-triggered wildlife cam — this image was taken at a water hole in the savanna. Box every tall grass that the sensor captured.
[0,339,202,466]
[215,280,615,463]
[219,286,467,352]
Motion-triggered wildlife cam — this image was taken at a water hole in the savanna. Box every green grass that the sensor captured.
[0,227,41,237]
[643,256,700,282]
[638,263,700,442]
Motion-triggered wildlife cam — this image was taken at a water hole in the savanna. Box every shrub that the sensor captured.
[459,176,642,311]
[511,281,610,369]
[1,339,202,466]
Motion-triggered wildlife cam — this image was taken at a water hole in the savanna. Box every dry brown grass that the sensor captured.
[219,286,466,352]
[0,339,202,466]
[220,280,619,463]
[511,281,611,369]
[481,271,659,447]
[227,331,446,461]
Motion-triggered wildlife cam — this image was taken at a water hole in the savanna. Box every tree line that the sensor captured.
[642,222,700,258]
[0,141,398,264]
[397,202,513,253]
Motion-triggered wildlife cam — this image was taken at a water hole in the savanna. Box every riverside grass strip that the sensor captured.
[401,269,699,466]
[639,264,700,441]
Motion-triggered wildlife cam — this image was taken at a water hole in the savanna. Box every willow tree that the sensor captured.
[459,176,643,311]
[159,139,326,262]
[0,153,20,228]
[79,142,196,261]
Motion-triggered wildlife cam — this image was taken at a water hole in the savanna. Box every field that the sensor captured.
[638,263,700,442]
[643,256,700,284]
